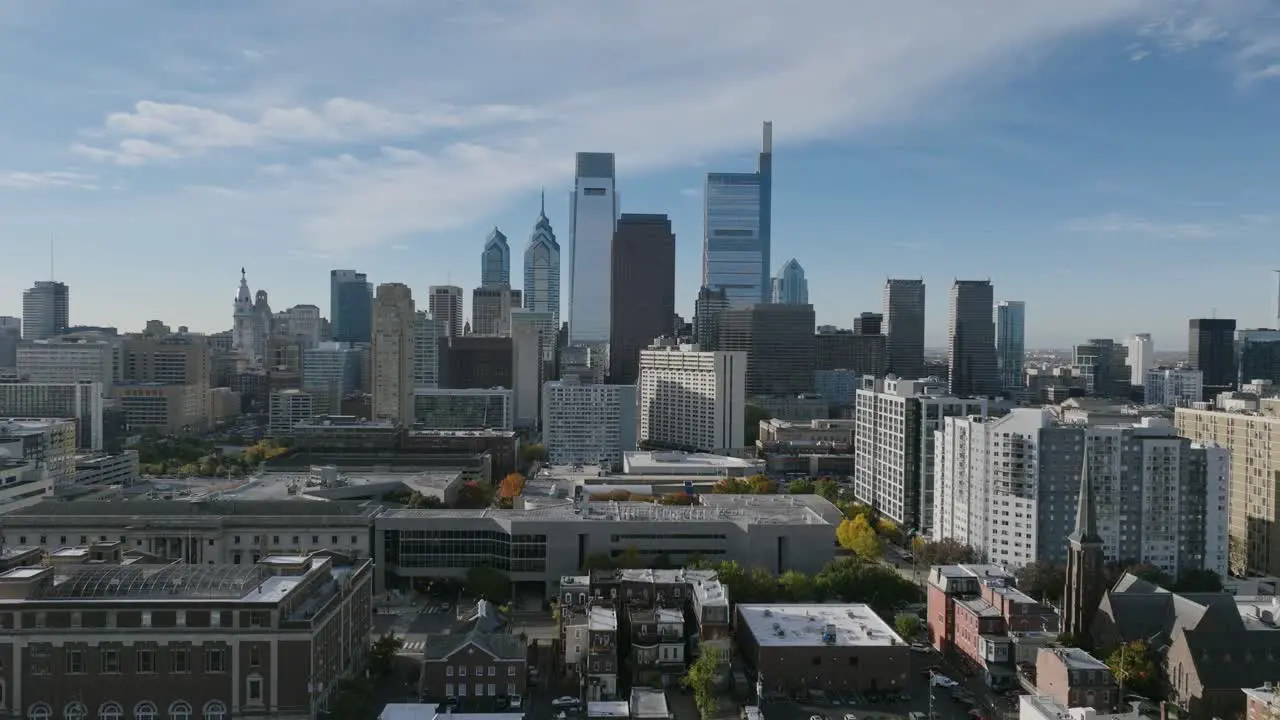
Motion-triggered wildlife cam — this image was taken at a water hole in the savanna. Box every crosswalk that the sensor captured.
[398,640,426,653]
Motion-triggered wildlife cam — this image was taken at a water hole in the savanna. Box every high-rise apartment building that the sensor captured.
[947,280,999,397]
[1072,339,1130,399]
[883,279,925,379]
[371,283,415,424]
[412,312,445,389]
[1189,318,1237,400]
[17,339,114,388]
[995,301,1025,394]
[1144,367,1203,407]
[693,286,730,351]
[702,122,773,308]
[937,410,1228,577]
[1176,401,1280,575]
[638,345,746,452]
[471,287,523,337]
[609,214,676,385]
[481,227,511,289]
[855,376,988,533]
[717,304,815,397]
[769,259,808,305]
[0,317,19,367]
[542,379,637,468]
[1126,333,1153,386]
[329,269,372,344]
[568,152,618,345]
[1238,329,1280,386]
[428,286,465,338]
[523,194,562,328]
[22,281,69,341]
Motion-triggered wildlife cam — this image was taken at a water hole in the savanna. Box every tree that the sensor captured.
[912,538,977,566]
[617,546,642,569]
[1107,640,1159,697]
[895,614,922,640]
[747,475,776,494]
[814,478,839,501]
[583,552,614,570]
[778,570,813,601]
[657,492,696,505]
[520,443,548,465]
[876,518,904,546]
[787,478,815,494]
[368,633,404,676]
[1173,568,1223,593]
[837,515,883,559]
[814,557,920,613]
[408,493,447,509]
[682,645,720,718]
[465,565,512,601]
[454,481,492,509]
[1015,561,1066,603]
[498,472,527,499]
[841,501,875,522]
[329,678,373,719]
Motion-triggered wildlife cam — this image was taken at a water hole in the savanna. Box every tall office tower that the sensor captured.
[412,311,444,389]
[995,301,1026,395]
[1190,318,1238,401]
[568,152,618,345]
[609,214,676,385]
[371,283,415,424]
[428,285,465,338]
[938,410,1228,577]
[856,376,987,534]
[1072,339,1130,398]
[853,312,883,336]
[1126,333,1153,386]
[523,193,562,327]
[638,345,746,451]
[693,286,730,350]
[702,122,773,308]
[17,339,114,387]
[1177,402,1280,576]
[1238,329,1280,385]
[438,336,514,389]
[511,309,559,425]
[1144,367,1204,407]
[717,304,816,397]
[769,259,808,305]
[471,287,523,337]
[541,378,637,468]
[22,281,69,341]
[481,227,511,289]
[329,269,373,344]
[0,317,19,367]
[512,318,542,429]
[302,342,363,413]
[814,329,886,377]
[278,304,322,349]
[883,279,925,379]
[947,280,999,397]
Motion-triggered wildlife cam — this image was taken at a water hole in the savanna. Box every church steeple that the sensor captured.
[1063,433,1106,641]
[1069,437,1102,545]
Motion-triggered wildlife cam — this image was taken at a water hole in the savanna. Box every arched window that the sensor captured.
[132,702,156,720]
[201,701,226,720]
[98,703,123,720]
[168,702,191,720]
[62,702,86,720]
[27,703,52,720]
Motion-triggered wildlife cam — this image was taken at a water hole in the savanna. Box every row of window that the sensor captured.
[444,665,517,678]
[31,646,237,676]
[8,533,360,547]
[443,682,518,698]
[26,699,226,720]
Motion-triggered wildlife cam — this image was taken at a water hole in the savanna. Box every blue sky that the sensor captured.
[2,0,1280,348]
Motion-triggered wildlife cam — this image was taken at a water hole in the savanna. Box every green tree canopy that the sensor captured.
[787,478,815,494]
[837,515,883,559]
[1107,640,1159,697]
[912,538,977,565]
[682,647,720,718]
[1015,561,1066,603]
[465,565,512,602]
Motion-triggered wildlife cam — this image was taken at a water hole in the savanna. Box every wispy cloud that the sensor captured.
[0,170,97,190]
[1061,211,1271,240]
[1132,0,1280,85]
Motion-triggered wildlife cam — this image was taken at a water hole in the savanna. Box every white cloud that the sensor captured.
[1061,212,1270,240]
[0,170,97,190]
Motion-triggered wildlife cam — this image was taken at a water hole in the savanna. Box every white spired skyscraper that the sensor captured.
[568,152,618,345]
[523,192,561,327]
[480,227,510,289]
[769,258,808,305]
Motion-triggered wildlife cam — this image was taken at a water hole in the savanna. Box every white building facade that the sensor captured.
[567,152,618,345]
[1143,367,1203,407]
[1126,333,1153,386]
[0,381,104,451]
[16,340,113,388]
[542,380,637,468]
[637,346,746,452]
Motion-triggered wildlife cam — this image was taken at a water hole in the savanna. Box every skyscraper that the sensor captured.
[471,286,522,337]
[995,300,1026,394]
[883,279,925,379]
[329,269,372,344]
[480,227,511,289]
[609,214,676,385]
[21,281,69,340]
[523,192,561,327]
[717,304,815,397]
[947,280,998,397]
[702,121,773,308]
[568,152,618,345]
[769,258,808,305]
[428,286,464,338]
[693,286,730,351]
[1126,333,1153,386]
[372,283,415,424]
[1189,318,1237,400]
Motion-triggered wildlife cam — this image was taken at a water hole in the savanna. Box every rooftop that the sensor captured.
[8,498,380,522]
[1040,646,1110,671]
[738,603,904,648]
[589,605,618,631]
[621,451,757,474]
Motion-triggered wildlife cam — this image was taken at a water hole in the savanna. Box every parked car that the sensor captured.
[552,696,581,708]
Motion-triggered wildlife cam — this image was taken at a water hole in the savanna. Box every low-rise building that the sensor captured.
[1034,646,1118,712]
[0,418,75,511]
[267,388,315,437]
[627,606,685,684]
[113,381,208,433]
[736,603,910,695]
[421,600,526,710]
[73,451,139,487]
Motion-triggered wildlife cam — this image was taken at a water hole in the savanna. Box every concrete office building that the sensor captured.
[17,339,114,388]
[330,268,373,344]
[0,316,19,367]
[883,279,926,380]
[267,388,315,437]
[22,280,69,341]
[1190,318,1238,400]
[113,382,207,433]
[121,335,211,421]
[276,304,322,350]
[638,345,746,452]
[511,310,558,428]
[0,381,105,450]
[524,194,562,328]
[769,259,808,305]
[853,313,883,336]
[372,283,415,425]
[568,152,618,345]
[0,417,75,507]
[938,410,1229,577]
[302,342,362,413]
[947,280,999,397]
[481,226,511,289]
[1126,333,1153,386]
[854,376,987,533]
[717,304,816,397]
[412,388,513,431]
[542,380,637,468]
[412,312,444,390]
[814,329,886,377]
[610,214,676,385]
[429,285,465,338]
[471,286,523,337]
[702,122,773,308]
[1144,367,1204,407]
[1073,339,1130,399]
[374,493,839,594]
[996,300,1026,395]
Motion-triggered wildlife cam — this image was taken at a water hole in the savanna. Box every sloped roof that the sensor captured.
[423,600,525,661]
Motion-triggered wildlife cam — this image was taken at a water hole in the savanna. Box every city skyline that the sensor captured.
[3,3,1280,345]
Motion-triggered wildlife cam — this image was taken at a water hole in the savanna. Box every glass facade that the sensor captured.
[701,122,772,309]
[996,301,1026,392]
[568,153,617,345]
[329,270,372,344]
[384,529,547,572]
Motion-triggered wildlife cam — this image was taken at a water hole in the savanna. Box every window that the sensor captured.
[351,536,357,544]
[141,611,151,628]
[248,646,262,667]
[97,703,122,720]
[234,536,241,544]
[247,676,264,703]
[291,536,298,545]
[312,536,318,544]
[507,682,516,696]
[474,665,483,676]
[62,702,86,720]
[201,700,226,720]
[272,536,279,544]
[172,648,190,673]
[26,703,51,720]
[137,648,155,673]
[487,684,496,697]
[168,701,191,720]
[459,666,467,677]
[445,684,454,697]
[507,666,516,677]
[65,648,84,674]
[205,647,226,672]
[457,685,467,698]
[132,702,157,720]
[446,666,453,677]
[488,666,496,677]
[474,683,482,697]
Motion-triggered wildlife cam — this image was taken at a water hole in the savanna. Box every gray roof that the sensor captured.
[423,600,524,661]
[7,499,380,519]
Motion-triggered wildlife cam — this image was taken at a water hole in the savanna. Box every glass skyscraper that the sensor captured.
[770,258,808,305]
[480,227,510,289]
[329,270,372,344]
[995,300,1026,393]
[702,121,773,308]
[568,152,617,345]
[523,192,561,328]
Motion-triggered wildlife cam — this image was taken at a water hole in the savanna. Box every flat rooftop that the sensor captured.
[8,498,380,521]
[589,605,617,631]
[738,603,905,648]
[1040,647,1109,671]
[622,451,757,474]
[218,469,460,501]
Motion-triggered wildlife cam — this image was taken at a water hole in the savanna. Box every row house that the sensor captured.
[627,607,685,685]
